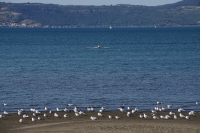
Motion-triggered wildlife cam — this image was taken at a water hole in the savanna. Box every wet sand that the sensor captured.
[1,111,200,133]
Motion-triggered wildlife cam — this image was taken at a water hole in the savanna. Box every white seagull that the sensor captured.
[54,113,59,117]
[90,116,97,120]
[23,114,29,118]
[115,116,120,119]
[44,113,47,117]
[0,114,5,118]
[108,115,113,119]
[3,111,8,115]
[45,107,48,111]
[32,117,36,122]
[98,112,102,116]
[38,117,42,120]
[19,119,23,123]
[157,101,162,105]
[64,114,69,118]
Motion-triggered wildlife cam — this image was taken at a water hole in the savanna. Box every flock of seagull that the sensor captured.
[0,101,199,123]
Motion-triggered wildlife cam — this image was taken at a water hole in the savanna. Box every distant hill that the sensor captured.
[0,0,200,27]
[160,0,200,8]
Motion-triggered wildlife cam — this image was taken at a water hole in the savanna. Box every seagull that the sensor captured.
[18,111,22,115]
[169,111,175,115]
[108,115,113,119]
[179,113,185,118]
[98,112,102,116]
[100,107,107,111]
[38,117,42,120]
[174,114,178,119]
[45,107,48,111]
[87,107,94,112]
[188,111,195,115]
[139,114,144,118]
[90,116,97,120]
[56,108,61,112]
[185,116,190,120]
[68,103,73,107]
[35,110,41,114]
[64,114,69,118]
[23,114,29,118]
[164,115,171,119]
[157,101,162,105]
[115,116,120,119]
[75,112,80,117]
[127,112,132,117]
[151,110,157,114]
[44,113,47,117]
[33,113,37,116]
[3,111,8,115]
[54,113,59,117]
[79,111,85,115]
[118,108,125,112]
[19,119,23,123]
[196,102,199,105]
[143,113,148,118]
[3,103,8,106]
[74,107,78,112]
[64,108,70,112]
[167,105,172,109]
[0,114,5,118]
[160,115,165,119]
[32,117,36,122]
[153,116,159,119]
[178,108,184,112]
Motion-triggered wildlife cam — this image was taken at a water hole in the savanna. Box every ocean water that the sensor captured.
[0,27,200,112]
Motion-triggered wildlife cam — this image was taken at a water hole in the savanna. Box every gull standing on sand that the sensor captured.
[127,112,132,117]
[64,114,69,118]
[19,119,23,123]
[38,117,42,120]
[90,116,97,120]
[32,117,36,122]
[115,116,120,119]
[174,114,178,119]
[23,114,29,118]
[0,114,5,118]
[3,111,8,115]
[44,113,47,117]
[54,113,59,117]
[98,112,102,116]
[108,115,113,119]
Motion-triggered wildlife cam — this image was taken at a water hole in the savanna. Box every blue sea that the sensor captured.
[0,27,200,112]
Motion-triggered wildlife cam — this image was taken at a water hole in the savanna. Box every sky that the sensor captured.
[3,0,182,6]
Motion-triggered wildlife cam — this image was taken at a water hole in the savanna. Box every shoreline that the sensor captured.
[1,110,200,133]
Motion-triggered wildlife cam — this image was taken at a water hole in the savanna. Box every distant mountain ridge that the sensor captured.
[0,0,200,27]
[160,0,200,8]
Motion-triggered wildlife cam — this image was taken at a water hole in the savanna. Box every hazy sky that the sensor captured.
[3,0,182,6]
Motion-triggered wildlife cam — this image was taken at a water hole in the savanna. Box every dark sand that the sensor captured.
[1,111,200,133]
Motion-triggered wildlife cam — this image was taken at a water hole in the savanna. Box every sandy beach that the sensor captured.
[1,110,200,133]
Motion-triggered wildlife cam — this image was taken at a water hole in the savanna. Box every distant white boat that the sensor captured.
[109,25,112,29]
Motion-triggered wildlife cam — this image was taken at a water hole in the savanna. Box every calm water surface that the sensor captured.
[0,27,200,112]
